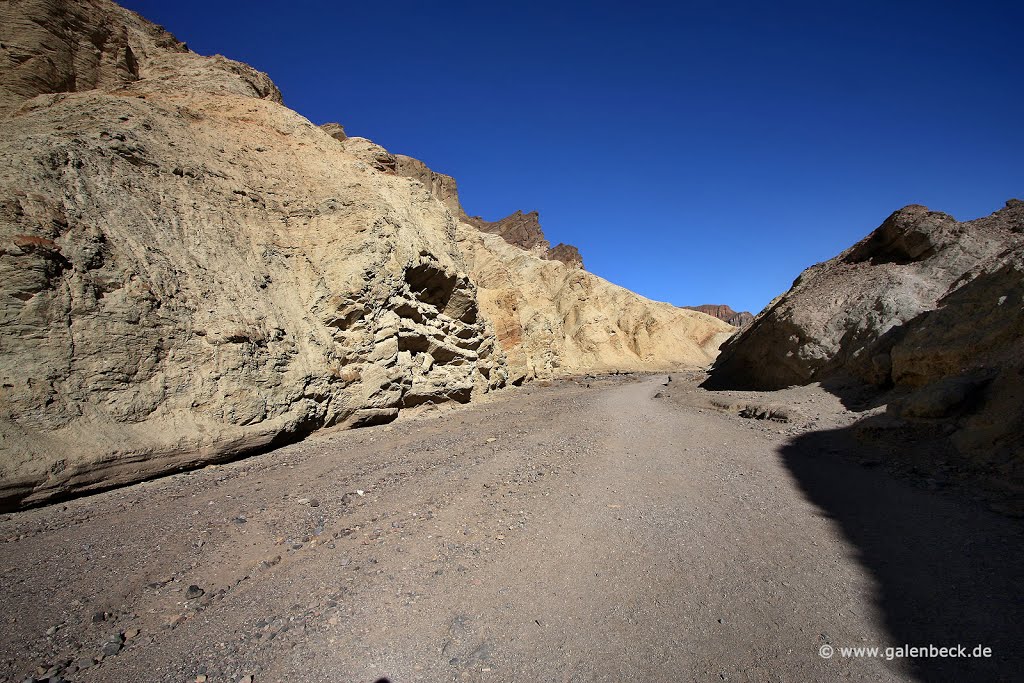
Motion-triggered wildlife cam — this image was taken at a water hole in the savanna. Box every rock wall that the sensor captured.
[0,0,731,508]
[387,150,733,383]
[0,0,508,508]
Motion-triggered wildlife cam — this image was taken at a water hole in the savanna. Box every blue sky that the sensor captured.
[122,0,1023,314]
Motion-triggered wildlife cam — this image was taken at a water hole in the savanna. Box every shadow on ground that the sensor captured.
[779,424,1024,682]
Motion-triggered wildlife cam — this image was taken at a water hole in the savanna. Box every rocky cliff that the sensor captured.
[546,243,584,269]
[379,144,731,382]
[0,0,281,116]
[0,0,731,508]
[708,202,1024,390]
[683,304,753,328]
[466,211,548,251]
[706,201,1024,490]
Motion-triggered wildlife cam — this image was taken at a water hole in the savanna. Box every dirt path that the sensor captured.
[1,376,1020,683]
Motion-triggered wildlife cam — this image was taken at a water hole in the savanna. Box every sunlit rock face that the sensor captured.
[0,0,732,508]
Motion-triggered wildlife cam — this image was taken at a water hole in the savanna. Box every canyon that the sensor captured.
[0,1,1020,682]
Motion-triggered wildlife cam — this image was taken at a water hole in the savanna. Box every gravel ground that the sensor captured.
[0,374,1020,683]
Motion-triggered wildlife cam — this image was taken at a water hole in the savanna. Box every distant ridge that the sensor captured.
[683,304,754,328]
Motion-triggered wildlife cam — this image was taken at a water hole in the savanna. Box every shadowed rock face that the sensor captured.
[0,0,281,118]
[0,0,733,509]
[683,304,752,328]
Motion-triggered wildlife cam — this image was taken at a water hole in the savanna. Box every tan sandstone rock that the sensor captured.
[457,228,734,383]
[0,0,731,509]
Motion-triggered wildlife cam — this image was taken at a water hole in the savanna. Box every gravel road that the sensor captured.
[1,375,1020,683]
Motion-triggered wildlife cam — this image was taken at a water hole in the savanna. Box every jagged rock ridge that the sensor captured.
[683,304,753,328]
[466,211,585,268]
[0,0,733,508]
[466,211,546,250]
[347,137,584,269]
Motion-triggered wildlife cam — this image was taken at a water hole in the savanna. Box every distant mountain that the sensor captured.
[683,304,754,328]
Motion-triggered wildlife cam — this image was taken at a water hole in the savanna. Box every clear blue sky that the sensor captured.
[123,0,1023,314]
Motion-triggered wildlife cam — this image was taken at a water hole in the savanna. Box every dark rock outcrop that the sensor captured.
[683,304,753,328]
[705,200,1024,493]
[466,210,548,251]
[708,202,1023,391]
[0,0,281,118]
[546,243,584,269]
[389,158,587,270]
[466,211,586,269]
[394,154,463,215]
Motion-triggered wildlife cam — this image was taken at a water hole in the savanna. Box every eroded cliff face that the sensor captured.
[0,0,507,508]
[0,88,509,507]
[0,0,730,508]
[383,149,732,382]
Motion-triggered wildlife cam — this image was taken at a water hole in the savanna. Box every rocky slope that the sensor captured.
[706,200,1024,491]
[457,229,732,382]
[354,139,731,383]
[683,304,753,328]
[0,0,731,508]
